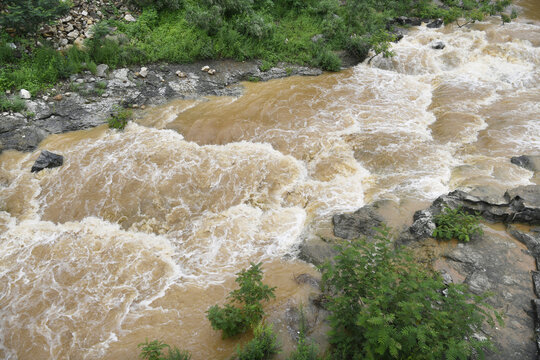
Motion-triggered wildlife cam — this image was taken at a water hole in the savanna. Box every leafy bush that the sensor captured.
[207,262,276,338]
[432,206,484,242]
[287,307,320,360]
[321,226,500,360]
[233,323,280,360]
[0,95,26,113]
[129,0,182,10]
[0,0,70,34]
[314,48,341,72]
[138,339,192,360]
[107,107,132,130]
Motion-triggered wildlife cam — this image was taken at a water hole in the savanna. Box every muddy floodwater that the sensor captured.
[1,1,539,358]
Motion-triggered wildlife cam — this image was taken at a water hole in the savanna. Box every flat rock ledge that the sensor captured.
[0,60,322,153]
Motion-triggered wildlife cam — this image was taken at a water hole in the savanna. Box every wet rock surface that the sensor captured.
[0,60,322,153]
[332,205,384,240]
[30,150,64,173]
[511,155,540,172]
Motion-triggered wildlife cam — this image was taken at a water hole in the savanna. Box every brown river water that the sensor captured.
[1,2,539,359]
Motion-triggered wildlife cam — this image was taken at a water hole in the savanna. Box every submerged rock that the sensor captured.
[31,150,64,173]
[427,18,444,28]
[511,155,540,172]
[430,40,445,49]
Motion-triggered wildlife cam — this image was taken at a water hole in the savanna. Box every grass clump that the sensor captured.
[0,95,26,113]
[287,307,320,360]
[433,206,484,242]
[207,262,276,338]
[233,323,280,360]
[107,107,133,130]
[321,226,501,360]
[138,339,191,360]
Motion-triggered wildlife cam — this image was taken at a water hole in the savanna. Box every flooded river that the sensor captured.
[1,1,539,358]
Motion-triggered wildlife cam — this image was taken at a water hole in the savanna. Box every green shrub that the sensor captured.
[107,107,133,130]
[314,48,341,72]
[129,0,182,10]
[138,339,191,360]
[0,0,70,34]
[321,226,501,360]
[432,206,484,242]
[233,323,280,360]
[287,307,320,360]
[207,263,276,338]
[0,95,26,112]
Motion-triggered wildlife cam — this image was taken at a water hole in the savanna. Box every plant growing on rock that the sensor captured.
[233,322,281,360]
[107,107,133,130]
[432,206,483,242]
[321,226,501,360]
[207,262,276,338]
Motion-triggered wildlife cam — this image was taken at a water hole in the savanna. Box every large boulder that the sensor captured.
[31,150,64,173]
[332,205,384,240]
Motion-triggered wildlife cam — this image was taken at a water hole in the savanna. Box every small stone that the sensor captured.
[7,43,16,49]
[124,14,136,22]
[102,93,109,98]
[81,10,88,16]
[96,64,109,78]
[19,89,31,99]
[43,96,49,101]
[65,92,71,97]
[62,15,73,23]
[427,18,444,28]
[139,67,148,78]
[208,69,216,75]
[65,24,74,32]
[141,105,146,110]
[60,39,69,47]
[67,30,80,39]
[88,78,95,83]
[132,104,139,108]
[431,40,445,50]
[31,150,64,173]
[176,71,187,78]
[76,78,84,84]
[74,37,86,49]
[6,90,11,95]
[201,66,210,72]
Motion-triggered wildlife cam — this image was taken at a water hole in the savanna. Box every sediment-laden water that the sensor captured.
[1,2,539,358]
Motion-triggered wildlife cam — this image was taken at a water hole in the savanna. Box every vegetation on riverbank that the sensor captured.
[0,0,514,95]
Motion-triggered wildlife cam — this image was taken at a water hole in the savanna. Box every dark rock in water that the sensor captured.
[511,155,540,172]
[505,185,540,224]
[427,18,444,28]
[332,205,384,240]
[31,150,64,173]
[431,40,445,50]
[298,237,337,267]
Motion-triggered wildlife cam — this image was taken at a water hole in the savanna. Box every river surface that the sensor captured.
[1,2,539,359]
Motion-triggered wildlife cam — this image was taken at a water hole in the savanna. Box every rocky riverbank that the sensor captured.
[0,60,323,153]
[298,173,540,359]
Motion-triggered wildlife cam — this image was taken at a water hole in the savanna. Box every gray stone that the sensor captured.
[96,64,109,78]
[332,205,384,240]
[113,68,129,82]
[511,155,540,172]
[507,225,540,256]
[298,237,337,266]
[124,14,136,22]
[67,30,80,39]
[139,67,148,78]
[427,18,444,28]
[532,271,540,298]
[311,34,324,43]
[31,150,64,173]
[19,89,31,99]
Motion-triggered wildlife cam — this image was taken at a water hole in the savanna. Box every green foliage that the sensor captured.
[233,323,281,360]
[129,0,183,11]
[0,95,26,113]
[0,0,70,34]
[314,48,341,72]
[107,107,132,130]
[138,339,191,360]
[207,263,276,338]
[287,306,320,360]
[321,226,501,360]
[432,206,484,242]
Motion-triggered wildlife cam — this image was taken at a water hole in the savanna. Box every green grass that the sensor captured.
[0,95,26,112]
[0,0,513,94]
